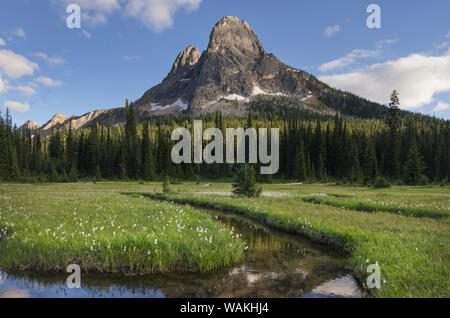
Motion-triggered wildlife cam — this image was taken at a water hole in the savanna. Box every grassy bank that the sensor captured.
[143,183,449,298]
[0,184,244,274]
[300,194,449,218]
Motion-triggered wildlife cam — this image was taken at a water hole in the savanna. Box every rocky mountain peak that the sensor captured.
[21,120,41,131]
[53,113,68,120]
[133,16,320,116]
[40,113,69,132]
[169,45,201,76]
[207,16,264,58]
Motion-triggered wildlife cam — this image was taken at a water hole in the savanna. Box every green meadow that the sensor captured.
[0,183,244,274]
[0,181,449,297]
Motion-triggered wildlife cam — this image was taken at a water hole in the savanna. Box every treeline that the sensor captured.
[0,95,449,185]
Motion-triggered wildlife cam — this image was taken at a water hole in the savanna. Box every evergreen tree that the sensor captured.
[403,138,425,185]
[362,139,378,185]
[50,164,58,182]
[296,136,307,181]
[85,126,98,176]
[386,90,401,179]
[125,100,139,178]
[119,132,127,179]
[8,139,20,180]
[309,162,315,183]
[69,163,78,182]
[142,123,156,181]
[232,164,262,197]
[66,121,77,169]
[95,165,102,181]
[0,115,8,180]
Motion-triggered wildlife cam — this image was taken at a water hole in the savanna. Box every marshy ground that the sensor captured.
[0,181,448,297]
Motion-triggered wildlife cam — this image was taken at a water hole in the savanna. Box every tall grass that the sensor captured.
[0,185,244,274]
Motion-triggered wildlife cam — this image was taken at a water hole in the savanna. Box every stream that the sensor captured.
[0,207,363,298]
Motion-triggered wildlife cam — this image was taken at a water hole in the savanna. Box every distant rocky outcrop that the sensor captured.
[21,120,41,132]
[38,108,125,137]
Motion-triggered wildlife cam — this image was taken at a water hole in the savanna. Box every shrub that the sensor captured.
[374,177,391,189]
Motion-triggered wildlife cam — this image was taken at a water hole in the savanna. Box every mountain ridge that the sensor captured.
[27,16,396,137]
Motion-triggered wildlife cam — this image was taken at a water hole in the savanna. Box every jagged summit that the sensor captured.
[133,16,324,116]
[169,45,201,77]
[207,16,264,58]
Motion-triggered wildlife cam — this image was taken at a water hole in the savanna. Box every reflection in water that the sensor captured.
[302,276,363,298]
[0,210,363,298]
[0,286,31,298]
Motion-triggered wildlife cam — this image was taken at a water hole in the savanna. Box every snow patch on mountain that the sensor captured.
[223,94,250,102]
[252,86,266,96]
[151,99,188,111]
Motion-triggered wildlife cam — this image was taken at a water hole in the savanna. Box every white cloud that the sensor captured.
[57,0,120,27]
[32,52,65,67]
[375,39,399,49]
[446,30,450,39]
[15,28,26,38]
[13,85,36,96]
[82,12,108,27]
[2,83,36,96]
[319,51,450,110]
[3,101,30,112]
[319,49,382,72]
[0,38,5,46]
[432,101,450,113]
[319,40,399,73]
[60,0,120,12]
[0,76,5,93]
[35,77,62,87]
[125,0,202,32]
[323,25,340,37]
[0,50,39,79]
[436,41,449,49]
[54,0,202,32]
[82,29,92,39]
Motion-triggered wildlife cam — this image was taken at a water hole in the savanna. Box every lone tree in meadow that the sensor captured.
[232,164,262,197]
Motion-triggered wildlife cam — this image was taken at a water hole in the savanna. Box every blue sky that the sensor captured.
[0,0,449,126]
